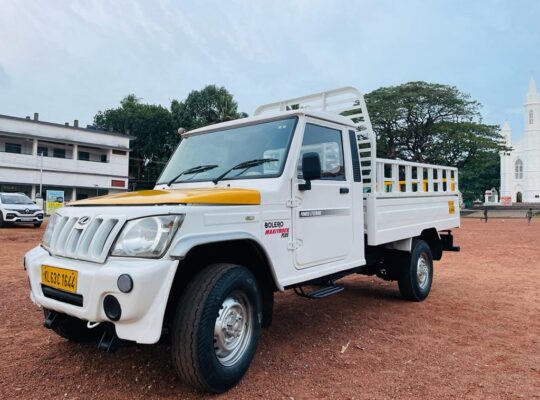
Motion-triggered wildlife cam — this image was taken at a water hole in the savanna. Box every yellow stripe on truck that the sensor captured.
[71,188,261,206]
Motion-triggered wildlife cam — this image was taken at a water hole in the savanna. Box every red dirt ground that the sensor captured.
[0,219,538,399]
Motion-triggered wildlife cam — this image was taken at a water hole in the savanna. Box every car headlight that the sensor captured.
[111,215,184,258]
[42,214,59,248]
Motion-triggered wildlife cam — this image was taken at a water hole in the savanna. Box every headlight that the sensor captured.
[42,214,59,248]
[111,215,184,258]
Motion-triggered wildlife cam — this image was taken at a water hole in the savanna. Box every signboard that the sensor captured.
[111,179,126,188]
[448,200,456,215]
[46,190,65,215]
[501,196,512,206]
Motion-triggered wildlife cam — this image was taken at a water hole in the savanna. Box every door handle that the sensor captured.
[339,187,349,194]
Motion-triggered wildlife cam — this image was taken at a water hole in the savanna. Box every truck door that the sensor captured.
[292,120,353,269]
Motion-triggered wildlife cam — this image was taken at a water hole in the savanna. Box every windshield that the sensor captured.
[157,117,298,185]
[0,193,34,205]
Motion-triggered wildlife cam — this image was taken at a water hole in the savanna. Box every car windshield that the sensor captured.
[0,193,34,205]
[157,117,298,185]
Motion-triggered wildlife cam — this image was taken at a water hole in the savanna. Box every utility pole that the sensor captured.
[39,152,43,197]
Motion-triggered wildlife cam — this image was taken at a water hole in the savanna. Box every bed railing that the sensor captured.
[253,87,458,197]
[372,158,458,196]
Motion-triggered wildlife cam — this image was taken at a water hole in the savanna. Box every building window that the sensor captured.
[100,154,107,163]
[112,149,127,156]
[529,110,534,125]
[37,146,48,156]
[78,151,90,161]
[515,159,523,179]
[53,148,66,158]
[5,143,22,154]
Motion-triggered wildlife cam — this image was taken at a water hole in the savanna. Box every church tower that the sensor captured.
[523,77,540,202]
[525,77,540,130]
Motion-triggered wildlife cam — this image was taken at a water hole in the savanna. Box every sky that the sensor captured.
[0,0,539,139]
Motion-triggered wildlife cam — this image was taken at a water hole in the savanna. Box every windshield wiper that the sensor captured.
[167,164,218,186]
[212,158,278,185]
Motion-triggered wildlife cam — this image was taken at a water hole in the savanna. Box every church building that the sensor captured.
[500,77,540,203]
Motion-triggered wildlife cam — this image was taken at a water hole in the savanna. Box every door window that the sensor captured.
[297,123,345,180]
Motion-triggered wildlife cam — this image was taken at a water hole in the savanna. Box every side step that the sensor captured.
[294,284,344,299]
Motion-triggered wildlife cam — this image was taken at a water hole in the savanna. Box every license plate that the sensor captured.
[21,218,34,221]
[41,265,78,293]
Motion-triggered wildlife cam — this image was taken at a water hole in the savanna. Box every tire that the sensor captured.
[43,309,103,342]
[397,240,433,301]
[0,213,4,228]
[34,222,42,228]
[171,264,262,393]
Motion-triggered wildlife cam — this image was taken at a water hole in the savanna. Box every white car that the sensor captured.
[0,192,44,228]
[24,87,460,393]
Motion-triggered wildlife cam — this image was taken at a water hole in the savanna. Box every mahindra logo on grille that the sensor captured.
[78,216,91,225]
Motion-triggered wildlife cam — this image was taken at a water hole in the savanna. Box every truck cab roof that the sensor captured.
[185,109,357,138]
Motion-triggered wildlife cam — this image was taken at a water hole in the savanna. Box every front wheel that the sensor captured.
[397,240,433,301]
[171,264,262,393]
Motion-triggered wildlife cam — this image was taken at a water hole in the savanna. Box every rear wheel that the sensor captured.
[397,240,433,301]
[43,309,103,342]
[171,264,262,393]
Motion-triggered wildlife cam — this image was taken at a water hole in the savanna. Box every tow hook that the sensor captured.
[87,321,101,329]
[43,310,59,329]
[98,326,119,353]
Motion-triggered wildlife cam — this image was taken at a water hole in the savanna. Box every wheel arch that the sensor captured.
[418,228,442,260]
[164,234,279,329]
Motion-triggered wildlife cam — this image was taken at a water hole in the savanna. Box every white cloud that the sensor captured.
[0,0,538,135]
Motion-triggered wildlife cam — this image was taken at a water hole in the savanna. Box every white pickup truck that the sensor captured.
[24,87,460,393]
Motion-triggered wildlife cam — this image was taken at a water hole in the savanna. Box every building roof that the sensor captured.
[0,114,135,139]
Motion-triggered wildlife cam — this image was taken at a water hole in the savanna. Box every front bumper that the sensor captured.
[24,246,179,344]
[4,211,43,224]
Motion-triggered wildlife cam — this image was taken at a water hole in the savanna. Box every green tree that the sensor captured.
[93,86,246,190]
[94,95,174,189]
[458,150,501,203]
[171,85,247,131]
[364,82,507,201]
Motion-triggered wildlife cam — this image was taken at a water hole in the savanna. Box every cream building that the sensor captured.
[500,77,540,203]
[0,113,132,201]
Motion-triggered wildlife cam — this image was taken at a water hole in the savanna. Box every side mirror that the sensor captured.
[299,152,321,191]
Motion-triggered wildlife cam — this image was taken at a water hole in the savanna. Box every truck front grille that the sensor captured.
[48,215,124,263]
